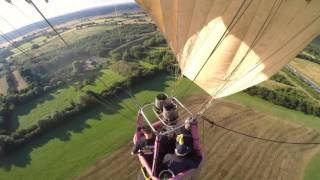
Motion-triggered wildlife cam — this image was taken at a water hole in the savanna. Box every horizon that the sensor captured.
[0,0,134,34]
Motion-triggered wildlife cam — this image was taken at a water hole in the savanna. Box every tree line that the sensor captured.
[244,86,320,117]
[0,67,163,156]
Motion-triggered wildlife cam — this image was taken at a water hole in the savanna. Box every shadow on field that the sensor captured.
[0,73,171,170]
[9,93,56,130]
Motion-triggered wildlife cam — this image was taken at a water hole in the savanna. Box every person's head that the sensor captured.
[141,125,154,138]
[175,134,192,156]
[175,144,192,157]
[184,117,194,130]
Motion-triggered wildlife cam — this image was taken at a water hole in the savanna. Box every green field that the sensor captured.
[10,25,116,60]
[11,69,125,130]
[304,153,320,180]
[11,86,82,130]
[0,73,199,180]
[225,92,320,130]
[2,72,320,179]
[83,69,126,93]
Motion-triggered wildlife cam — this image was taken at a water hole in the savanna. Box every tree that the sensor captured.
[31,44,40,49]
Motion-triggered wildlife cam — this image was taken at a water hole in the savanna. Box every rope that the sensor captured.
[27,0,69,47]
[0,15,25,39]
[113,3,122,44]
[180,0,252,98]
[200,115,320,145]
[86,90,134,121]
[196,0,282,115]
[0,29,33,58]
[198,2,320,116]
[10,2,48,34]
[96,77,139,114]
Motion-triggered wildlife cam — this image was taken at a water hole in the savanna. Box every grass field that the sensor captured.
[289,58,320,86]
[11,35,52,55]
[225,92,320,130]
[0,73,201,180]
[83,69,126,93]
[78,92,320,180]
[2,72,320,180]
[11,69,126,130]
[304,152,320,180]
[0,76,8,95]
[12,70,28,91]
[11,86,82,130]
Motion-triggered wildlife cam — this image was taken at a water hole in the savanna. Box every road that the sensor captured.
[285,64,320,93]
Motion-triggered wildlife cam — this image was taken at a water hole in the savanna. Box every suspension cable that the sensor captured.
[196,0,282,115]
[96,77,140,113]
[0,15,25,39]
[96,71,142,108]
[113,2,122,45]
[180,0,252,98]
[0,29,32,58]
[201,115,320,145]
[197,1,320,116]
[26,0,69,47]
[10,2,42,28]
[86,90,134,121]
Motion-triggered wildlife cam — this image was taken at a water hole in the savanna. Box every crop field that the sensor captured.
[0,76,8,95]
[78,93,320,180]
[12,70,28,91]
[0,73,203,180]
[289,58,320,86]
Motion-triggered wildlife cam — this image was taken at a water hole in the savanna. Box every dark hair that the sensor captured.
[156,93,167,100]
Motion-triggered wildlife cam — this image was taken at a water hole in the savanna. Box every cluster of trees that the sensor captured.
[5,70,17,94]
[270,73,293,86]
[245,86,320,117]
[296,53,320,65]
[283,68,320,100]
[3,80,63,108]
[19,23,157,84]
[0,102,12,133]
[0,47,13,60]
[111,35,176,72]
[31,44,40,49]
[0,66,162,155]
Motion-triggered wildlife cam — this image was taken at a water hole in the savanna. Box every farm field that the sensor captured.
[12,70,28,91]
[11,35,53,55]
[10,25,116,59]
[78,93,320,180]
[0,77,8,95]
[289,58,320,86]
[0,73,203,180]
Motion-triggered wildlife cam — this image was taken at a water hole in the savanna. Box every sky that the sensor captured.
[0,0,134,33]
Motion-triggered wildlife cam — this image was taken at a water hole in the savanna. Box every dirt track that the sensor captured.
[77,95,320,180]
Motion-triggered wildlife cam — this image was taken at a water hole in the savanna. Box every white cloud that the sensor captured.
[0,0,134,33]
